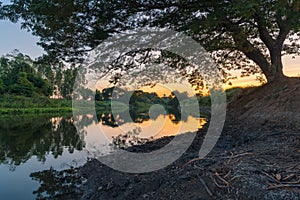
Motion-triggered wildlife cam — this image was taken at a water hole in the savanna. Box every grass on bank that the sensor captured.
[0,94,72,114]
[0,94,128,114]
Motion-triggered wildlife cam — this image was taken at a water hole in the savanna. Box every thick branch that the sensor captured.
[275,11,291,46]
[254,13,276,50]
[221,18,271,78]
[276,25,290,47]
[239,42,271,76]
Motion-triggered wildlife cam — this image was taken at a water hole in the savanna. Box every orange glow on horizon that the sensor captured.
[96,55,300,94]
[225,55,300,89]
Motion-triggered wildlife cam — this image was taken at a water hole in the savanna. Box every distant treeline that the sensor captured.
[0,51,78,99]
[95,86,206,107]
[0,51,244,115]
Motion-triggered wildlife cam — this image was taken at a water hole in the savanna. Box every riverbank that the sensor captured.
[41,78,300,199]
[77,116,299,200]
[0,95,123,114]
[0,95,72,114]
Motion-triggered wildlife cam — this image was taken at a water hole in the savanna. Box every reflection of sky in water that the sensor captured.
[0,114,205,199]
[84,114,206,156]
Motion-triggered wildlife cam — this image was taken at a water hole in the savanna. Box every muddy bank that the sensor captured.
[74,109,299,200]
[76,79,300,200]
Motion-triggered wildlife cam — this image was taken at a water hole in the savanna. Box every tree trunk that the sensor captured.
[265,46,286,83]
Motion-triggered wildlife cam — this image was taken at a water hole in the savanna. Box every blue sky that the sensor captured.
[0,0,44,58]
[0,20,44,58]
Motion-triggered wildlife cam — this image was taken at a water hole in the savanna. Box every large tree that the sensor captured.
[0,51,53,96]
[1,0,299,82]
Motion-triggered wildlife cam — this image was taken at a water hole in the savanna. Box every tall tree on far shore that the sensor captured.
[0,52,52,96]
[0,51,78,98]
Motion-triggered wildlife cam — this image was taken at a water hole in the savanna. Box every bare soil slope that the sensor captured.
[229,77,300,129]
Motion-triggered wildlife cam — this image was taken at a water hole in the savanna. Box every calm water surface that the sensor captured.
[0,111,206,199]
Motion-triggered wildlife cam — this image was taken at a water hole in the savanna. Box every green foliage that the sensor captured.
[0,52,53,97]
[0,107,72,114]
[0,79,5,94]
[34,56,79,99]
[29,75,52,96]
[197,96,211,107]
[59,67,78,99]
[0,51,80,99]
[9,72,35,96]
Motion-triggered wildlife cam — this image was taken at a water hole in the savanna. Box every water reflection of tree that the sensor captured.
[0,115,87,168]
[97,107,183,128]
[95,88,191,125]
[30,167,84,200]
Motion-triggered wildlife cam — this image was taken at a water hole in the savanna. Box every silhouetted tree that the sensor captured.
[1,1,299,82]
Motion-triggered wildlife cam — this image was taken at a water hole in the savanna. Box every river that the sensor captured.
[0,111,206,199]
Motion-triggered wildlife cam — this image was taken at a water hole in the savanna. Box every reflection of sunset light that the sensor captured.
[198,118,207,129]
[150,116,206,138]
[83,113,207,156]
[90,114,206,140]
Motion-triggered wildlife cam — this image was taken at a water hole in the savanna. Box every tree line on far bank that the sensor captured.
[0,50,78,99]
